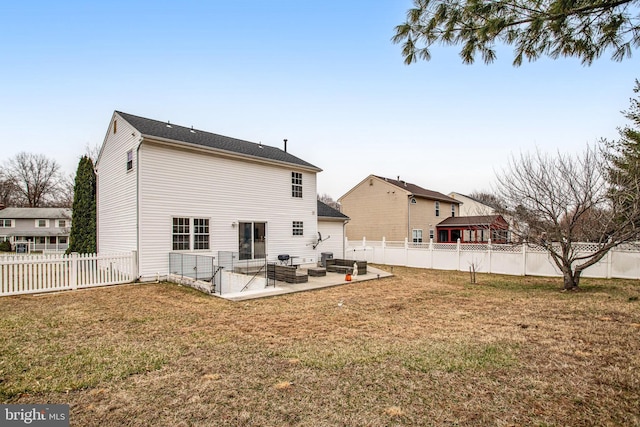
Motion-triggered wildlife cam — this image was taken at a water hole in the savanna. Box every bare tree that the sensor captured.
[84,142,101,165]
[494,145,640,290]
[57,173,75,208]
[0,171,19,207]
[318,193,341,211]
[3,152,64,207]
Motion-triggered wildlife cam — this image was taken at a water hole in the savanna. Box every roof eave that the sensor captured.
[140,135,322,173]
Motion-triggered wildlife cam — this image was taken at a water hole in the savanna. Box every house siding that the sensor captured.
[340,176,460,242]
[317,220,346,259]
[408,199,448,242]
[341,177,409,241]
[448,193,494,216]
[96,114,139,255]
[137,141,318,279]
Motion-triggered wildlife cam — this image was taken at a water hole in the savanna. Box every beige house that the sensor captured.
[338,175,460,242]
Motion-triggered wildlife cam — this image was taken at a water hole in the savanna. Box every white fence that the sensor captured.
[0,252,138,297]
[344,238,640,280]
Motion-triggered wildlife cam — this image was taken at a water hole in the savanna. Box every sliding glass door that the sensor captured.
[238,222,266,260]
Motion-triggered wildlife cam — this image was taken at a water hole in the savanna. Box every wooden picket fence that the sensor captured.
[0,252,137,297]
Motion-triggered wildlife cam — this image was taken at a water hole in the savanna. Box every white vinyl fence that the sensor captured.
[0,252,138,297]
[344,238,640,280]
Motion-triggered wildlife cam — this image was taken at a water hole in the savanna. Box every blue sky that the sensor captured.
[1,0,638,200]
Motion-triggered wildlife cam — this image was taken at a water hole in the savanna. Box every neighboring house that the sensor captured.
[448,192,517,242]
[436,215,510,244]
[0,206,71,252]
[316,200,349,259]
[448,192,496,216]
[338,175,461,242]
[96,111,323,281]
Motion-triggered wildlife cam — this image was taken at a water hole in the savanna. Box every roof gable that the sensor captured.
[115,111,321,171]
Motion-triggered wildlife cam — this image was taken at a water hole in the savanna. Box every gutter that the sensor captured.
[140,134,323,173]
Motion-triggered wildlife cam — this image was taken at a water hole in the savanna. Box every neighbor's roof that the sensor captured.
[0,208,71,219]
[375,176,459,203]
[116,111,322,171]
[317,200,349,220]
[437,215,504,227]
[4,229,69,237]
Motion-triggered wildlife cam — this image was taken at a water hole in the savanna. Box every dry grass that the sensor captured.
[1,266,639,426]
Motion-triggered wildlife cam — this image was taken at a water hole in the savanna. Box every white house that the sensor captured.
[0,207,71,252]
[96,111,324,282]
[316,200,349,260]
[447,192,496,216]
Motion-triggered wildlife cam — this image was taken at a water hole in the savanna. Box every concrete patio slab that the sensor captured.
[219,265,393,301]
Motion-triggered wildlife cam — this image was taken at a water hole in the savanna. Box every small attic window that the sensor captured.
[113,120,117,134]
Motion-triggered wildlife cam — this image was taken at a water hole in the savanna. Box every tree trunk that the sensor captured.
[562,269,581,290]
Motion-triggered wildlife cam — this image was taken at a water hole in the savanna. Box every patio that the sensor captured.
[220,265,393,301]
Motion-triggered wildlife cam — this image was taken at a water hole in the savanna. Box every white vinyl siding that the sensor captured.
[317,219,346,259]
[96,114,139,255]
[136,142,318,279]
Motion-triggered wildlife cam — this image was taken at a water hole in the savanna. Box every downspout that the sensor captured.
[407,196,412,241]
[135,138,143,281]
[342,219,349,258]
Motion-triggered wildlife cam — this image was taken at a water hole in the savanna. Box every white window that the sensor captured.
[435,201,440,217]
[291,172,303,198]
[172,217,190,250]
[126,150,133,171]
[56,219,67,228]
[429,229,434,240]
[412,229,423,243]
[193,218,210,250]
[0,219,12,228]
[451,204,456,217]
[172,217,210,251]
[292,221,303,236]
[35,219,49,228]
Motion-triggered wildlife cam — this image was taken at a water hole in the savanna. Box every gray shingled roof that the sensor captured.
[0,208,71,219]
[117,111,321,171]
[317,200,349,220]
[376,176,459,203]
